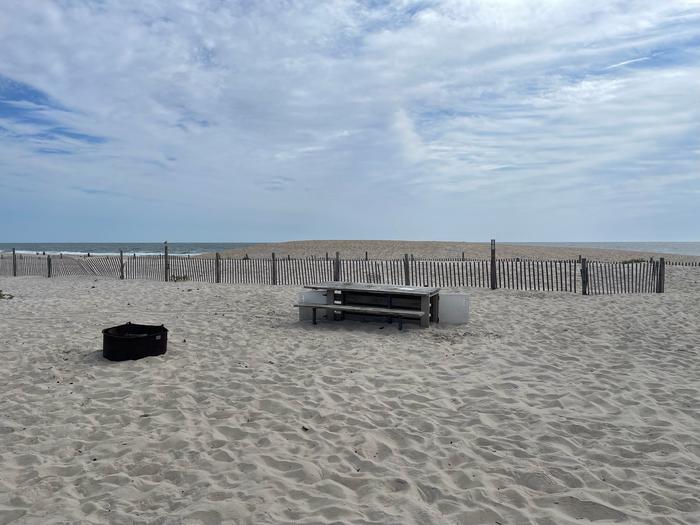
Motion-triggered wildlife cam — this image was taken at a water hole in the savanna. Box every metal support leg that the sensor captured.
[398,317,403,331]
[420,295,430,327]
[312,308,317,325]
[430,295,440,324]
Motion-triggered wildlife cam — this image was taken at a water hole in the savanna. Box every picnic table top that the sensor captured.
[305,282,440,296]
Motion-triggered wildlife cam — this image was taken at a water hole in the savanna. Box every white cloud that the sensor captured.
[0,0,698,240]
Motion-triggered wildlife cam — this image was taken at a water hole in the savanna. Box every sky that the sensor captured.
[0,0,699,242]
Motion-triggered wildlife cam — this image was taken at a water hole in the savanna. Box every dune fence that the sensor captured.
[0,241,682,295]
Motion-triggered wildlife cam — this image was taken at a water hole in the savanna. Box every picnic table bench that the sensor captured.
[295,282,440,329]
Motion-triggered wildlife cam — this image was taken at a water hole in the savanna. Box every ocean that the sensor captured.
[0,242,256,256]
[0,241,699,257]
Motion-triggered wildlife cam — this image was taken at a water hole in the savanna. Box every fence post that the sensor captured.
[334,252,340,281]
[581,258,589,295]
[164,241,169,282]
[403,254,410,285]
[365,251,368,261]
[119,250,124,280]
[215,252,221,283]
[271,252,277,285]
[47,255,52,278]
[12,248,16,277]
[656,257,665,293]
[490,239,497,290]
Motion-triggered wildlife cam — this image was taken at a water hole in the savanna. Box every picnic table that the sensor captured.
[297,282,440,329]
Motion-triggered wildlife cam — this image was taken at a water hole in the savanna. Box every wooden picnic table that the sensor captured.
[304,282,440,328]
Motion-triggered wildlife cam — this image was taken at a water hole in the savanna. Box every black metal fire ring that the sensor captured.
[102,322,168,361]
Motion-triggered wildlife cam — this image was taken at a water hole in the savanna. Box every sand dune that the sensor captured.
[208,240,700,263]
[1,268,699,524]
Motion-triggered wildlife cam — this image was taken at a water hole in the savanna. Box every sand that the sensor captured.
[209,240,700,263]
[1,267,699,524]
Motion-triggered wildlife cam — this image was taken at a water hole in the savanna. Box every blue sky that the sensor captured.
[1,0,698,242]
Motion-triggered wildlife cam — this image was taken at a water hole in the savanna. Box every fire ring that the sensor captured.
[102,322,168,361]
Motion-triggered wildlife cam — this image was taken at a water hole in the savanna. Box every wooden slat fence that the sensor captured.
[585,261,659,295]
[123,255,165,281]
[168,256,216,283]
[1,252,685,294]
[220,258,274,285]
[339,259,404,285]
[0,255,14,276]
[495,259,579,292]
[275,258,334,285]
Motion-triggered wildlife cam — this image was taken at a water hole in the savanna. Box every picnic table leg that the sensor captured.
[312,308,317,325]
[420,296,430,327]
[430,295,440,324]
[398,317,403,331]
[325,288,335,320]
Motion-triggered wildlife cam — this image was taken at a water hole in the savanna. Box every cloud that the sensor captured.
[0,0,698,240]
[604,56,651,69]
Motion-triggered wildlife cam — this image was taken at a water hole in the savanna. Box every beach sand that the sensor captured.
[210,240,700,263]
[1,267,699,524]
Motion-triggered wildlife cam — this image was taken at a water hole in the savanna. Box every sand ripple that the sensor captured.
[0,269,699,524]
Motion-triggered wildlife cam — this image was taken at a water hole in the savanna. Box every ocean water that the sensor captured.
[0,242,256,256]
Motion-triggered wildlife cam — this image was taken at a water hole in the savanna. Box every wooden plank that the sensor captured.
[278,257,286,285]
[600,262,610,295]
[602,262,608,294]
[603,262,612,295]
[294,303,425,317]
[490,239,496,290]
[525,261,535,290]
[618,263,624,294]
[164,242,169,282]
[593,263,599,295]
